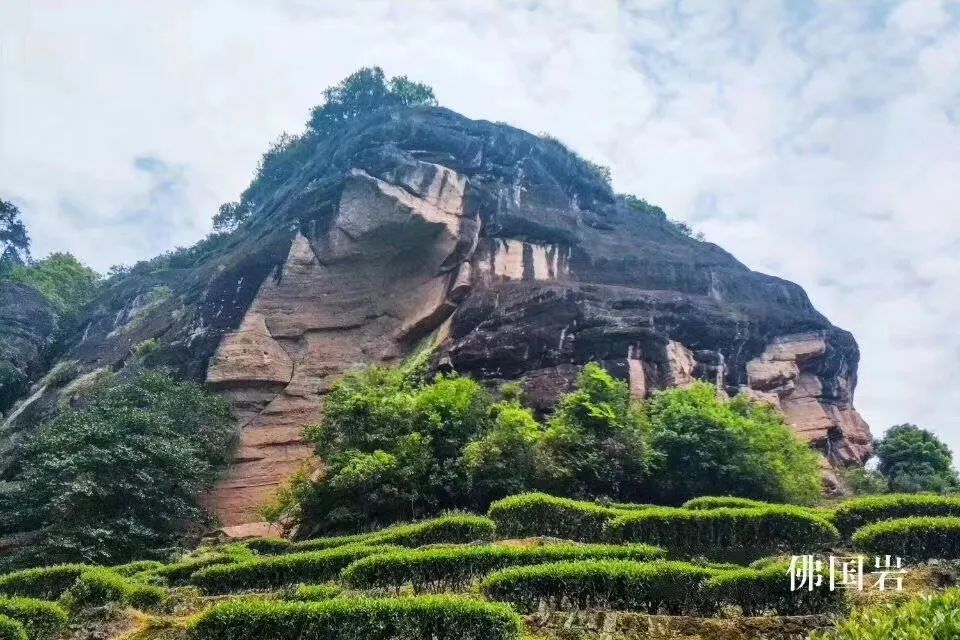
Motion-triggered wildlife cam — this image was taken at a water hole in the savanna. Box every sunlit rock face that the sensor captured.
[0,106,872,526]
[204,161,480,524]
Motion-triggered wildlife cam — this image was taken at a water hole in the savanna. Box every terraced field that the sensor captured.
[2,492,960,640]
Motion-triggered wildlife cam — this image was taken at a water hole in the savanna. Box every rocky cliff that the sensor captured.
[0,106,872,527]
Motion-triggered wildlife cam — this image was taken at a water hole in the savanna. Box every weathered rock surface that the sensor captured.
[0,105,873,524]
[0,283,57,415]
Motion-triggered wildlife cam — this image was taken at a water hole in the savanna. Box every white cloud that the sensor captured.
[1,0,960,455]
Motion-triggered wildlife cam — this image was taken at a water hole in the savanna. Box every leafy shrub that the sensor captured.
[286,584,343,602]
[852,517,960,560]
[341,543,665,593]
[0,597,67,640]
[38,361,79,390]
[187,596,521,640]
[191,546,394,594]
[11,371,235,563]
[132,338,160,360]
[294,515,496,553]
[0,616,26,640]
[0,565,93,599]
[642,384,823,505]
[813,588,960,639]
[481,560,717,615]
[487,493,618,542]
[705,563,846,616]
[109,560,164,577]
[61,569,165,612]
[832,494,960,537]
[607,506,839,556]
[681,496,773,510]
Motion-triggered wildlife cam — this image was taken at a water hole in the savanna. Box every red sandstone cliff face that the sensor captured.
[204,164,482,524]
[0,106,872,529]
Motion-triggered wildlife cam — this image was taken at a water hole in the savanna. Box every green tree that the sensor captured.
[211,201,251,232]
[463,400,544,506]
[537,363,650,501]
[308,67,436,135]
[223,67,436,226]
[11,371,235,564]
[298,369,493,533]
[875,423,958,493]
[642,383,822,505]
[0,199,30,270]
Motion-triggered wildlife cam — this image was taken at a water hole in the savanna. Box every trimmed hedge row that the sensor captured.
[481,560,846,616]
[481,561,716,615]
[682,496,772,510]
[853,517,960,560]
[0,565,94,600]
[341,543,666,593]
[607,506,838,555]
[287,584,343,602]
[187,596,522,640]
[487,494,619,541]
[813,587,960,640]
[0,616,26,640]
[833,494,960,537]
[292,515,496,553]
[109,560,165,578]
[705,563,846,616]
[0,597,67,640]
[61,569,165,612]
[191,546,395,593]
[149,554,239,585]
[245,538,293,555]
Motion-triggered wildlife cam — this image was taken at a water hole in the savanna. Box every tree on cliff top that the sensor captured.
[0,199,30,270]
[213,67,436,232]
[875,423,958,493]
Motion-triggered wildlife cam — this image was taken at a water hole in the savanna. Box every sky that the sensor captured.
[2,0,959,456]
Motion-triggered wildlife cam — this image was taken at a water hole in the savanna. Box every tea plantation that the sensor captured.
[2,492,960,640]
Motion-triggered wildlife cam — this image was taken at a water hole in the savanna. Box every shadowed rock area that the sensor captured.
[0,106,872,527]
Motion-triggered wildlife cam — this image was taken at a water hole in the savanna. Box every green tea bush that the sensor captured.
[109,560,164,577]
[815,588,960,639]
[61,569,165,612]
[150,554,238,585]
[191,546,394,594]
[0,597,67,640]
[244,538,292,555]
[607,506,838,555]
[0,565,93,599]
[0,616,26,640]
[681,496,772,510]
[286,584,343,602]
[341,543,666,593]
[187,595,521,640]
[852,517,960,560]
[832,494,960,537]
[294,515,496,552]
[481,560,717,615]
[705,563,846,616]
[487,494,617,541]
